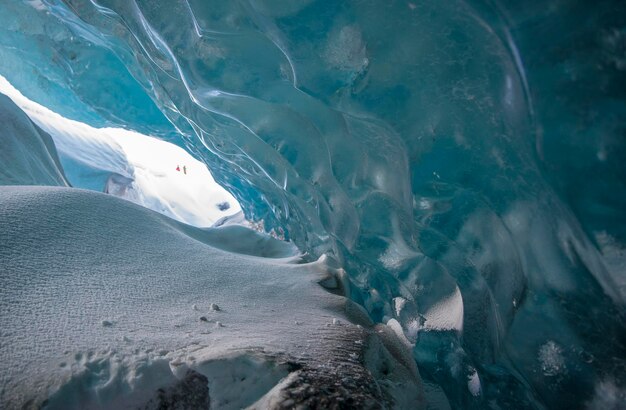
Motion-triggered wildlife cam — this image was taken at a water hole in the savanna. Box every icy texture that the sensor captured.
[1,0,625,408]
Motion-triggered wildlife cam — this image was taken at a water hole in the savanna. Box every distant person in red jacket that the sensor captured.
[176,165,180,172]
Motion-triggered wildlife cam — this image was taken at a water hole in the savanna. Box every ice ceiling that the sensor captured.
[1,0,625,408]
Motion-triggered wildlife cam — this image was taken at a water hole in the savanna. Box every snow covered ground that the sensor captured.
[0,92,423,408]
[0,75,240,227]
[0,80,424,409]
[0,186,422,409]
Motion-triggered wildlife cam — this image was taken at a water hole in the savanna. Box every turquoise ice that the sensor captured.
[1,1,625,408]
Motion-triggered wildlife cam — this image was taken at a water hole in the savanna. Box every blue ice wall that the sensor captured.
[0,1,173,136]
[497,1,626,244]
[1,0,624,408]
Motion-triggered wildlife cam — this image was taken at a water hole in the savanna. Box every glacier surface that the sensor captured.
[0,75,241,227]
[1,0,625,408]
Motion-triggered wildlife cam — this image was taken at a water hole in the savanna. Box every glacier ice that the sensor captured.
[1,0,625,408]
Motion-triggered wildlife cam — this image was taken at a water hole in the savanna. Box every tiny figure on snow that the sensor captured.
[183,165,187,175]
[176,165,180,171]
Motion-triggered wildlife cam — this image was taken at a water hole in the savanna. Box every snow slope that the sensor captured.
[0,186,422,409]
[0,76,240,227]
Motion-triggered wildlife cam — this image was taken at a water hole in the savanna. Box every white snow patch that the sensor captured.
[0,186,396,408]
[467,369,481,396]
[422,286,464,332]
[393,296,407,317]
[0,75,240,227]
[386,318,413,348]
[192,352,289,409]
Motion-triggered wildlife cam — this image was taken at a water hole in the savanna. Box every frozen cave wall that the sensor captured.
[1,0,625,408]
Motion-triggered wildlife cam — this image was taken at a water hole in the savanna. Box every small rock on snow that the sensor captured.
[209,303,220,312]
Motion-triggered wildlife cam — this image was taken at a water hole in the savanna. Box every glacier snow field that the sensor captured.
[0,185,421,408]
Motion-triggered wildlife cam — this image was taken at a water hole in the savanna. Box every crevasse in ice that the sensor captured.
[1,0,625,408]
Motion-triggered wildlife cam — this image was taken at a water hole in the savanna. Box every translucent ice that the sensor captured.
[1,0,625,408]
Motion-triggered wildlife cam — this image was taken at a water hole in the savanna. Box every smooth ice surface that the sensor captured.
[1,0,625,408]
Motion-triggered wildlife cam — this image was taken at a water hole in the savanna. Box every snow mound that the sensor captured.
[0,186,421,408]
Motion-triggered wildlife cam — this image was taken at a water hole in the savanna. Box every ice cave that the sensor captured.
[0,0,625,409]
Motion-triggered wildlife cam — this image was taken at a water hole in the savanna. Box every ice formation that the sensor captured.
[1,0,625,408]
